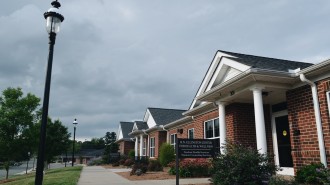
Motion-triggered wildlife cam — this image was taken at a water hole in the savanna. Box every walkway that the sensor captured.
[78,166,211,185]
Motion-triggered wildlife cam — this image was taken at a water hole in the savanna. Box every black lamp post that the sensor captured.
[26,152,30,174]
[35,1,64,185]
[72,119,78,167]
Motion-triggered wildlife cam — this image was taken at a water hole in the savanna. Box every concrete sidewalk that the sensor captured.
[77,166,211,185]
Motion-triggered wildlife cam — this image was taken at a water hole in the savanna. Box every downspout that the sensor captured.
[300,74,327,167]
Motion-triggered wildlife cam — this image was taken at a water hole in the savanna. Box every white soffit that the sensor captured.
[205,57,250,91]
[189,51,250,110]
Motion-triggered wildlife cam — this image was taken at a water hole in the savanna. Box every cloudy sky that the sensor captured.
[1,0,330,141]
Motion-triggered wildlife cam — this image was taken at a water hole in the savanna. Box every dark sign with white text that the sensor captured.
[177,139,215,158]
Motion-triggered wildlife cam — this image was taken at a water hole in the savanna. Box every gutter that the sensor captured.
[297,59,330,76]
[300,74,327,167]
[163,116,194,129]
[196,68,294,101]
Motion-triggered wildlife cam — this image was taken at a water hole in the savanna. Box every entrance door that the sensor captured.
[275,115,293,167]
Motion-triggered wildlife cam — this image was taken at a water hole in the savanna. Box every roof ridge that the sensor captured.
[147,107,186,111]
[219,50,312,64]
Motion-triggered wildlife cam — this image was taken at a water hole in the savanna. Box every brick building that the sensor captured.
[116,50,330,175]
[115,121,135,155]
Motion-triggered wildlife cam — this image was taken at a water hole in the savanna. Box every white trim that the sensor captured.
[203,118,220,139]
[170,133,177,150]
[271,110,294,176]
[149,137,155,158]
[327,91,330,117]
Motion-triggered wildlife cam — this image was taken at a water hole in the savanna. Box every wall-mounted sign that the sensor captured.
[177,139,215,158]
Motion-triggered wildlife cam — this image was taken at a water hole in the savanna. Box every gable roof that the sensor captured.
[220,50,312,71]
[189,50,313,109]
[148,107,186,125]
[134,121,149,130]
[119,121,134,139]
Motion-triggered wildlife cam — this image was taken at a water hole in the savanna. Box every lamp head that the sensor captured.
[73,118,78,126]
[44,0,64,34]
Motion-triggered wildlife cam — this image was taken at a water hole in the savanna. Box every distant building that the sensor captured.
[115,121,135,155]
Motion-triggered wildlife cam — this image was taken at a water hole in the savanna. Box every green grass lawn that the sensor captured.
[1,166,83,185]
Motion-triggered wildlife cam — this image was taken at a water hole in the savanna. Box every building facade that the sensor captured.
[116,50,330,175]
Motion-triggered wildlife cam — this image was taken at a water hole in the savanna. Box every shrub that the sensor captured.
[130,162,148,176]
[148,160,163,171]
[211,142,277,185]
[128,150,135,159]
[124,159,134,167]
[269,176,296,185]
[159,143,175,167]
[119,159,126,165]
[168,158,211,177]
[112,162,120,167]
[295,163,330,184]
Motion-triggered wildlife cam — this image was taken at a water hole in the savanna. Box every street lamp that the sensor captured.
[35,1,64,185]
[72,119,78,167]
[26,152,30,174]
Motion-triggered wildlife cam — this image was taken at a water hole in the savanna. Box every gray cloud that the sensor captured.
[1,0,330,140]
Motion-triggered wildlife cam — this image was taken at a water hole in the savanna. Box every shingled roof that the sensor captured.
[135,121,149,130]
[220,50,313,71]
[119,121,134,139]
[148,108,186,125]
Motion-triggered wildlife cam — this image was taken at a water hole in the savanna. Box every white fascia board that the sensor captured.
[117,125,123,140]
[189,52,223,110]
[132,122,138,132]
[222,58,251,71]
[205,57,250,92]
[143,109,150,122]
[147,110,157,128]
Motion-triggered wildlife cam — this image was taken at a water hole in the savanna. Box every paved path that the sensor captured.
[78,166,211,185]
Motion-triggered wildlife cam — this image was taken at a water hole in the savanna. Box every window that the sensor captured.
[188,128,194,139]
[204,118,220,152]
[150,137,155,157]
[170,134,177,150]
[204,118,220,139]
[327,91,330,117]
[142,140,146,156]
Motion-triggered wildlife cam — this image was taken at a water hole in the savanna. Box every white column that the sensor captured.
[252,88,267,155]
[218,102,226,154]
[139,135,143,157]
[134,136,138,159]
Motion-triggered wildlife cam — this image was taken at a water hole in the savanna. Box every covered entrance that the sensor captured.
[272,111,294,175]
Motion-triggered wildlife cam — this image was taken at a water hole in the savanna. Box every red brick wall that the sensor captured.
[287,78,330,169]
[167,104,272,154]
[118,140,135,155]
[225,103,273,154]
[147,131,167,158]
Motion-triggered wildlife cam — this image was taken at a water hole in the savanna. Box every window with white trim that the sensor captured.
[170,134,177,150]
[204,118,220,152]
[149,137,155,157]
[142,140,146,156]
[188,128,194,139]
[327,91,330,117]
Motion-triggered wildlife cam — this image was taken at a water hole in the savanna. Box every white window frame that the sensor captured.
[170,134,177,150]
[142,140,146,156]
[327,91,330,117]
[188,128,194,139]
[149,137,155,158]
[204,118,220,139]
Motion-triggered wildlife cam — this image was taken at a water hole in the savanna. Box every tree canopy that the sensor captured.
[0,87,40,179]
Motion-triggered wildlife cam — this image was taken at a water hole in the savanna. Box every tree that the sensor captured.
[103,132,119,163]
[0,87,40,179]
[34,118,70,168]
[104,132,116,145]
